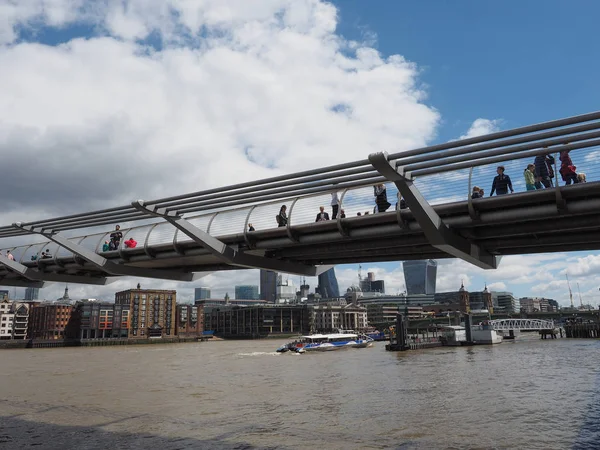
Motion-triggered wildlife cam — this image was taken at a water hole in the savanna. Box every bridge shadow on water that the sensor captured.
[0,414,282,450]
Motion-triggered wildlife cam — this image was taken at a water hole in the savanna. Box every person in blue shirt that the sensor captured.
[490,166,514,196]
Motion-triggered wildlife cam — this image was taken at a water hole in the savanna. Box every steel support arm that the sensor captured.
[0,254,109,285]
[368,152,500,270]
[132,201,332,276]
[0,276,46,288]
[13,223,202,282]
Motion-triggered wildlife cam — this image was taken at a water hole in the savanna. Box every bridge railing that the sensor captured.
[2,111,600,262]
[489,319,556,331]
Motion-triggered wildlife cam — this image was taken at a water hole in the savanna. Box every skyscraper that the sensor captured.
[402,260,437,295]
[317,268,340,298]
[235,285,259,300]
[359,272,385,294]
[25,287,40,301]
[260,269,277,303]
[194,287,211,300]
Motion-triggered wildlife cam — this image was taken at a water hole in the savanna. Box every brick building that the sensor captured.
[115,288,176,339]
[28,303,74,340]
[176,304,204,338]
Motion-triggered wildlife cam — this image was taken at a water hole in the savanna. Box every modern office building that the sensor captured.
[359,272,385,294]
[260,269,278,303]
[0,297,14,339]
[24,287,40,301]
[205,304,311,338]
[235,285,259,300]
[403,260,437,295]
[115,288,176,339]
[495,292,520,313]
[519,297,550,313]
[71,300,130,339]
[366,304,425,326]
[276,275,296,302]
[317,268,340,298]
[194,287,211,300]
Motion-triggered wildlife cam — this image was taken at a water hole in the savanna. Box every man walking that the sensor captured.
[490,166,514,196]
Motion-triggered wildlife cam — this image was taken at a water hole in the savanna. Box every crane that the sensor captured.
[577,282,583,308]
[566,274,574,308]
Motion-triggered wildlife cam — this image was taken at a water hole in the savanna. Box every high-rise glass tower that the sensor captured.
[194,287,211,300]
[402,260,437,295]
[235,285,259,300]
[25,287,40,301]
[260,270,278,303]
[317,268,340,298]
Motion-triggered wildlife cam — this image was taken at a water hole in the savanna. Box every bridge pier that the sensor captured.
[386,313,409,351]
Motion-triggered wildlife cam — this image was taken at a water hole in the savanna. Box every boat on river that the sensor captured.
[277,332,374,353]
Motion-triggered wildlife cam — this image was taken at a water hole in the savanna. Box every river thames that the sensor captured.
[0,337,598,449]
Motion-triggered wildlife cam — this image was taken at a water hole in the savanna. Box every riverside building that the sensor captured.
[28,302,74,340]
[176,304,204,338]
[71,300,130,339]
[115,287,176,339]
[205,304,310,338]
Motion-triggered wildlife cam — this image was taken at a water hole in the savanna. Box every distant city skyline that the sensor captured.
[1,1,600,307]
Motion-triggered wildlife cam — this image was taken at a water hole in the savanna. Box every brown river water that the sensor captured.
[0,336,599,449]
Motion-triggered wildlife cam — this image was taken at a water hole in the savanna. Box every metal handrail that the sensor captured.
[1,110,599,238]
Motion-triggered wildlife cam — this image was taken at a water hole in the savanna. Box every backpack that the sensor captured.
[276,215,281,225]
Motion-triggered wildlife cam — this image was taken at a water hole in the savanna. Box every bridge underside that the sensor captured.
[1,182,599,287]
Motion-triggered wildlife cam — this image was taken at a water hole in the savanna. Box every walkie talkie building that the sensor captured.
[402,260,438,295]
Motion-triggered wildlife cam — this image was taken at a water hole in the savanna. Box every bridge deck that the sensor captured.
[1,182,599,286]
[2,110,600,286]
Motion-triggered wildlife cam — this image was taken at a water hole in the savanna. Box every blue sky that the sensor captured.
[1,0,599,305]
[328,0,600,303]
[332,0,600,142]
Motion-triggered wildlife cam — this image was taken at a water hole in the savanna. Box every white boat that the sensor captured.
[277,332,374,353]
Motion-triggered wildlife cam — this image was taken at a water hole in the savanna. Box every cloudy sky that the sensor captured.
[1,0,600,306]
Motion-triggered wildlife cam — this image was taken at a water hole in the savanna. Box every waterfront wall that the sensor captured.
[0,336,208,349]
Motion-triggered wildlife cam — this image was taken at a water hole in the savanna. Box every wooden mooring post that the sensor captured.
[564,322,600,338]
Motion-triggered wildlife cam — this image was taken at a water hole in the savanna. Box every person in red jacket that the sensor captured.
[124,238,137,248]
[559,148,578,185]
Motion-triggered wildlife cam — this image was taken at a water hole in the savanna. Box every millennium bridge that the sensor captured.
[1,111,600,287]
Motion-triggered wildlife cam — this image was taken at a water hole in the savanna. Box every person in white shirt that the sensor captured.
[330,191,339,219]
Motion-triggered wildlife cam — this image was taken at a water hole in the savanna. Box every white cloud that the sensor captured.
[487,281,506,291]
[0,0,439,226]
[562,254,600,278]
[460,118,501,140]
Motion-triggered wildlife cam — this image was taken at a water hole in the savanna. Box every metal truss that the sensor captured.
[369,151,500,270]
[131,200,332,277]
[0,254,108,285]
[13,223,203,282]
[489,319,556,331]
